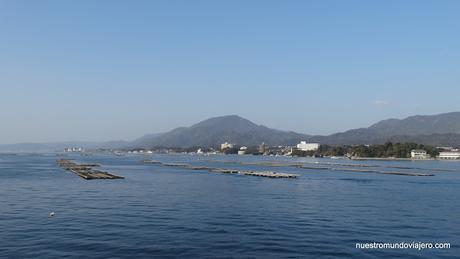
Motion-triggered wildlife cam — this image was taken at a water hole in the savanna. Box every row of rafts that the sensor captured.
[144,159,437,177]
[143,160,299,178]
[56,157,441,180]
[56,158,298,180]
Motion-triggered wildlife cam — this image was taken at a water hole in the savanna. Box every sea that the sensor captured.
[0,153,459,258]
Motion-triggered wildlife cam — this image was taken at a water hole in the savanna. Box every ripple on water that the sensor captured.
[0,154,459,258]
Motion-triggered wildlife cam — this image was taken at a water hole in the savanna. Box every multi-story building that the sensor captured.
[238,146,247,155]
[258,142,268,154]
[410,149,428,159]
[438,151,460,160]
[220,142,234,150]
[64,147,83,152]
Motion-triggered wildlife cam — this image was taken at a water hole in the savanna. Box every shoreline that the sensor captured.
[350,157,444,161]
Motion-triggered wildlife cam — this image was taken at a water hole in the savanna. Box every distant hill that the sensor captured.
[132,115,310,148]
[4,112,460,152]
[309,112,460,145]
[386,133,460,147]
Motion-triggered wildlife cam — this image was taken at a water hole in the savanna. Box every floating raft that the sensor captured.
[56,159,124,180]
[142,159,161,164]
[162,163,190,167]
[209,168,239,174]
[241,171,298,178]
[69,169,124,180]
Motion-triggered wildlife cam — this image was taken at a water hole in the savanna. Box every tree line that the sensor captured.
[292,142,440,158]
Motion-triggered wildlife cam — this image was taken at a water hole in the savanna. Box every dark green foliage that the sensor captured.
[221,147,239,155]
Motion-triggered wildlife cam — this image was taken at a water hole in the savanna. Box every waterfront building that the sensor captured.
[64,147,83,152]
[438,151,460,160]
[221,142,234,150]
[411,149,428,159]
[258,142,268,154]
[238,146,247,155]
[296,141,320,151]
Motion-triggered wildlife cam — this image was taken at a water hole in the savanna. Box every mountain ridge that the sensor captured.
[309,112,460,145]
[2,112,460,151]
[134,112,460,148]
[132,115,310,148]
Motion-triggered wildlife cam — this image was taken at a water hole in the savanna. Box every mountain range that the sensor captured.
[309,112,460,146]
[133,112,460,148]
[2,112,460,152]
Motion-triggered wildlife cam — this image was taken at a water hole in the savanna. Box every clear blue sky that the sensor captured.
[1,0,459,144]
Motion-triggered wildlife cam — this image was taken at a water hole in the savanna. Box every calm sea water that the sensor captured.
[0,153,459,258]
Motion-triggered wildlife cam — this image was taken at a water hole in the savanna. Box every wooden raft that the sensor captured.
[57,159,124,180]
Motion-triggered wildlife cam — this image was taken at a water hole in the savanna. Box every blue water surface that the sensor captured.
[0,153,459,258]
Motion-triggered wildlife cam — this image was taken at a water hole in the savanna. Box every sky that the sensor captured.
[1,0,459,144]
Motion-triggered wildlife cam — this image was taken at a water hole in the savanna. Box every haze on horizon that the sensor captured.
[1,0,459,145]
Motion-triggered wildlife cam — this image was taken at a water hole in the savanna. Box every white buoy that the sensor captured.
[49,212,55,217]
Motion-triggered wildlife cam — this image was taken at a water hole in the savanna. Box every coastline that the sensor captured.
[350,157,441,161]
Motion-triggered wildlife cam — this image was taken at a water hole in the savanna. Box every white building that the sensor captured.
[238,146,247,155]
[296,141,320,151]
[438,151,460,160]
[411,149,428,159]
[64,147,83,152]
[220,142,234,150]
[258,142,268,154]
